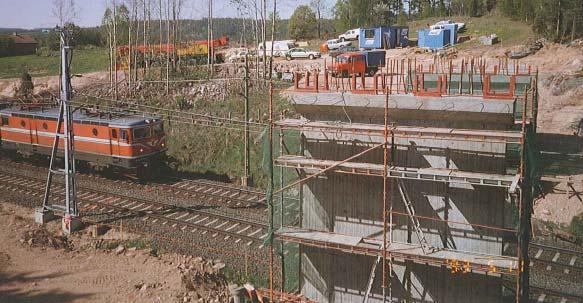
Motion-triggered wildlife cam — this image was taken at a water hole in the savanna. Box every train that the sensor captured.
[0,103,167,178]
[117,36,230,69]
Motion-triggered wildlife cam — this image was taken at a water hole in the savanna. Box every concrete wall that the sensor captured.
[290,93,517,302]
[290,93,516,130]
[301,159,510,254]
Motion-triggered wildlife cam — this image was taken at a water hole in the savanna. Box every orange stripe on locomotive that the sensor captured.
[0,107,167,169]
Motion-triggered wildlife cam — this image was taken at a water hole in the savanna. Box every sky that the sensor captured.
[0,0,333,29]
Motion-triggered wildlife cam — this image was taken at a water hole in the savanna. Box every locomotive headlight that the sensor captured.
[140,148,144,153]
[161,143,165,147]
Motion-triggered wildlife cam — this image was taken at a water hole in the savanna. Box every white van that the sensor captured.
[258,40,295,57]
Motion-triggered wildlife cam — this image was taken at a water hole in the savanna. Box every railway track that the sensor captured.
[0,158,580,301]
[529,286,583,303]
[161,178,266,208]
[502,279,583,303]
[529,242,583,276]
[0,157,267,209]
[0,170,269,246]
[106,176,267,209]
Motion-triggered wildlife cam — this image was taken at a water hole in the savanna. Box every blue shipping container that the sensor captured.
[418,28,452,49]
[418,29,427,48]
[393,26,409,47]
[443,24,458,46]
[360,27,390,49]
[359,26,410,49]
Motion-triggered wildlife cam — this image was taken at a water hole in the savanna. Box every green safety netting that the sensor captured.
[261,125,300,292]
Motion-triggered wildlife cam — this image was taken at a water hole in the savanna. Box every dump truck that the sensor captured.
[331,50,386,77]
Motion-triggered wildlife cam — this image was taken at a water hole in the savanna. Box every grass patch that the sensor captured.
[223,266,269,288]
[157,84,298,188]
[0,47,108,79]
[103,238,152,250]
[407,14,535,47]
[570,215,583,240]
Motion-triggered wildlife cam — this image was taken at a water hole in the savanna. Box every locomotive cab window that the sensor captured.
[1,116,8,126]
[132,127,150,140]
[111,129,118,139]
[92,128,98,136]
[120,129,128,141]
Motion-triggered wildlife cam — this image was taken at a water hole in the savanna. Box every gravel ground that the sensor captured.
[5,156,580,299]
[0,155,284,289]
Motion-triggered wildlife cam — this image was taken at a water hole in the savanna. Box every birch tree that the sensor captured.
[310,0,326,39]
[52,0,77,27]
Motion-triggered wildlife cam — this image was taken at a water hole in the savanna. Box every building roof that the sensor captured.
[0,33,38,44]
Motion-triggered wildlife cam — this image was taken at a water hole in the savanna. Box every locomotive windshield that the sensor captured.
[133,126,151,140]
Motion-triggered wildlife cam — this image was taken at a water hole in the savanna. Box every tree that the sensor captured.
[288,5,318,40]
[332,0,382,31]
[499,0,583,42]
[17,71,34,99]
[267,11,281,37]
[332,0,351,32]
[310,0,327,38]
[371,1,390,26]
[52,0,77,26]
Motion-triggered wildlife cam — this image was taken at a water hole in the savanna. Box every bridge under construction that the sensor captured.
[265,58,539,303]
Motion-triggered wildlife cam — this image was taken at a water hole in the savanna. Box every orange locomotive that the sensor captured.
[0,105,167,176]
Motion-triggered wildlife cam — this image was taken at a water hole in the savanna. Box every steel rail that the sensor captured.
[0,171,268,244]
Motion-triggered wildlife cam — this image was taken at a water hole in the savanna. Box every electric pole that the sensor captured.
[243,55,250,186]
[35,29,80,235]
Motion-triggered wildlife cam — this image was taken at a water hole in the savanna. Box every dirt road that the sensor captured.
[0,71,117,98]
[0,203,199,303]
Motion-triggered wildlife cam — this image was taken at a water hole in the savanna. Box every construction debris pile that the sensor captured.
[543,73,576,96]
[569,39,583,48]
[179,256,230,303]
[20,227,71,250]
[507,38,544,59]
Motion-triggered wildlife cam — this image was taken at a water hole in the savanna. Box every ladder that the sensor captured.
[397,179,433,254]
[362,255,382,303]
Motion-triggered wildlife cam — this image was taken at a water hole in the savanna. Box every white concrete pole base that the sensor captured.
[34,207,55,224]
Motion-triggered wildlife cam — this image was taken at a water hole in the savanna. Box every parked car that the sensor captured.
[326,39,352,50]
[329,45,359,58]
[228,49,257,63]
[339,28,361,41]
[330,50,386,77]
[285,48,321,60]
[431,20,466,32]
[257,40,295,57]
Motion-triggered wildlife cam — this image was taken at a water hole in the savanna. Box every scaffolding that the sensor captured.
[266,58,538,303]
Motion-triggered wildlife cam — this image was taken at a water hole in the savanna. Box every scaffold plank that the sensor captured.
[275,155,520,188]
[276,118,523,144]
[276,227,519,275]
